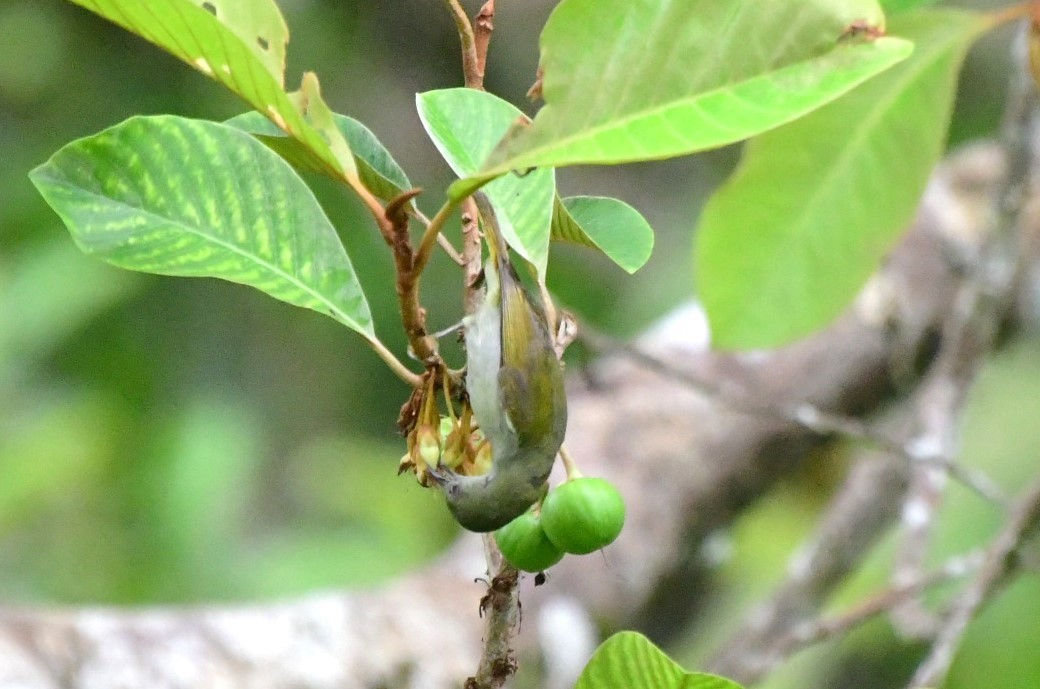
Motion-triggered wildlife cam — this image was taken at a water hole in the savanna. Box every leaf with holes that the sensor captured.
[451,0,912,197]
[417,88,554,276]
[29,115,375,341]
[70,0,357,182]
[551,196,653,274]
[190,0,288,79]
[226,111,411,203]
[577,632,742,689]
[695,9,986,349]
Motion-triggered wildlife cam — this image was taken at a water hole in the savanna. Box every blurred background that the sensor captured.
[0,1,1037,688]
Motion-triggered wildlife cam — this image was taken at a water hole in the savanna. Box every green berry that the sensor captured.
[494,511,565,573]
[540,478,625,555]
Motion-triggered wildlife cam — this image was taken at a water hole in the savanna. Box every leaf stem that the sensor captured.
[559,445,583,480]
[368,336,423,388]
[414,197,463,277]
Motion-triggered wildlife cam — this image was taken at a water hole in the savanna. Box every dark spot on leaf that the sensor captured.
[839,19,884,43]
[201,2,217,15]
[257,36,270,50]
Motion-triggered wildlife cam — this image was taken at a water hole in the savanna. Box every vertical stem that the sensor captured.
[386,191,440,365]
[559,445,583,480]
[473,1,496,89]
[444,0,483,89]
[461,196,484,314]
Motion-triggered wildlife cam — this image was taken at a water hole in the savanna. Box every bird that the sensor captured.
[428,192,567,532]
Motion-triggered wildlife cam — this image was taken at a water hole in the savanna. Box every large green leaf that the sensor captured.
[576,632,742,689]
[451,0,911,195]
[226,111,412,203]
[417,88,554,275]
[69,0,357,181]
[695,9,985,350]
[551,196,654,274]
[29,115,375,339]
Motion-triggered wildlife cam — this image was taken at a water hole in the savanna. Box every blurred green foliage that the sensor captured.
[1,1,1036,688]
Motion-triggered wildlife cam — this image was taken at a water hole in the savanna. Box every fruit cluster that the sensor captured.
[494,477,625,572]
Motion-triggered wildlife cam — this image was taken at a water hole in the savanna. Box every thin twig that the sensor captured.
[731,550,985,683]
[579,327,1006,505]
[781,551,984,656]
[438,233,467,266]
[908,478,1040,688]
[414,198,464,280]
[558,445,581,480]
[709,452,909,682]
[368,337,423,388]
[414,206,466,266]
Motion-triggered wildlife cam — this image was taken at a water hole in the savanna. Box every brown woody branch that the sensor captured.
[385,190,440,368]
[473,1,495,88]
[444,0,483,89]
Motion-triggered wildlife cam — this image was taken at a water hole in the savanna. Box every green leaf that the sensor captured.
[70,0,357,181]
[695,9,986,349]
[226,111,412,202]
[552,196,654,274]
[29,115,375,339]
[576,632,743,689]
[456,0,911,191]
[881,0,940,13]
[289,72,359,180]
[335,117,412,201]
[184,0,289,80]
[417,88,554,276]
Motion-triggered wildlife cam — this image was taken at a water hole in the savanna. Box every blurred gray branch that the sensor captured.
[1,139,1038,689]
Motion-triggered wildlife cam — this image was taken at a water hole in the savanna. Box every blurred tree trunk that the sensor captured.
[2,140,1038,689]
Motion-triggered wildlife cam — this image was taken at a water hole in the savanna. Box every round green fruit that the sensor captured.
[494,511,565,573]
[540,478,625,555]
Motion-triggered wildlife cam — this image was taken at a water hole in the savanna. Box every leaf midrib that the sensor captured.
[772,24,975,253]
[485,39,906,171]
[52,176,373,338]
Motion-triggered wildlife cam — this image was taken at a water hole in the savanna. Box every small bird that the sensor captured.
[429,193,567,532]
